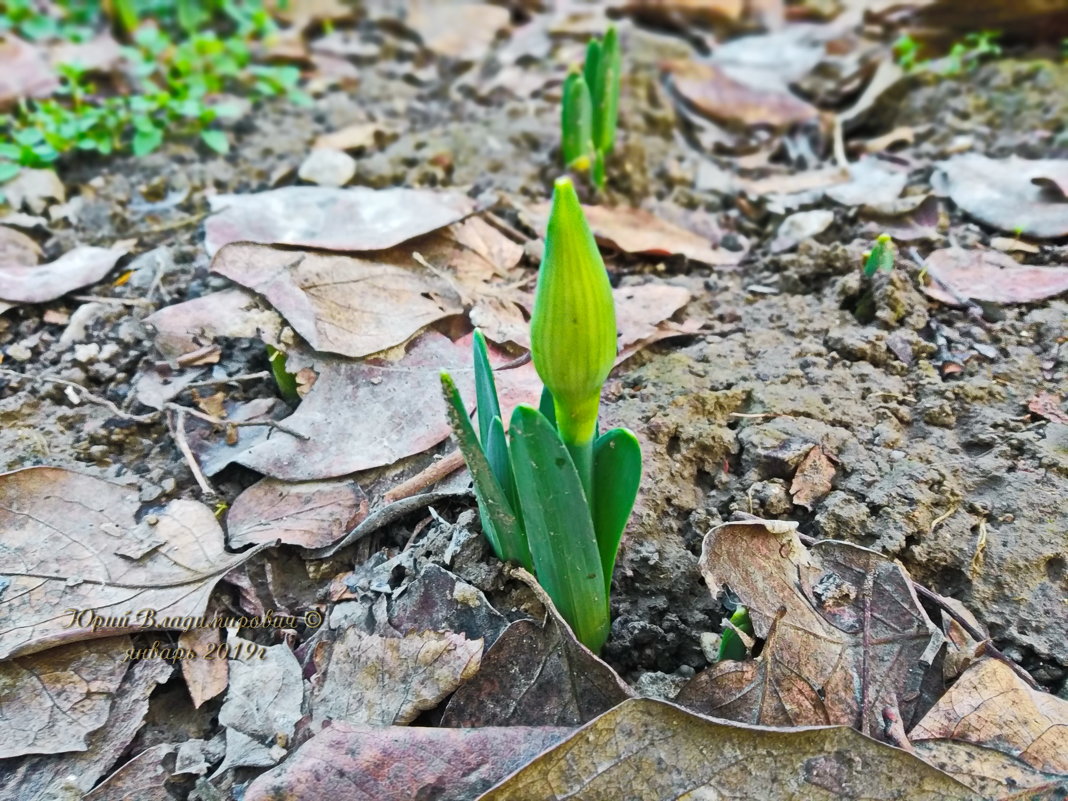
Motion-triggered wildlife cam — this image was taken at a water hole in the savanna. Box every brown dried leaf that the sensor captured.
[83,743,177,801]
[0,246,127,304]
[179,628,228,709]
[442,568,633,727]
[0,638,131,758]
[912,739,1068,800]
[204,185,475,256]
[48,33,123,73]
[0,658,172,801]
[313,121,389,151]
[0,467,256,660]
[923,248,1068,306]
[790,443,836,510]
[0,167,65,213]
[664,59,819,129]
[1027,391,1068,424]
[934,155,1068,239]
[480,698,976,801]
[244,721,569,801]
[0,34,58,108]
[911,658,1068,776]
[0,224,42,264]
[311,629,482,726]
[614,284,692,350]
[679,520,943,739]
[226,476,368,549]
[406,3,511,61]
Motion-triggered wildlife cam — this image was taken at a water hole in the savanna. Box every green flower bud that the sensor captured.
[530,176,617,446]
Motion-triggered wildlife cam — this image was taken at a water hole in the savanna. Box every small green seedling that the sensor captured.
[894,30,1002,76]
[717,606,752,661]
[862,233,895,277]
[441,176,641,652]
[560,27,621,190]
[267,345,299,405]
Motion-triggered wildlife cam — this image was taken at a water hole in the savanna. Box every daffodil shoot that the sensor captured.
[561,26,621,189]
[440,176,641,652]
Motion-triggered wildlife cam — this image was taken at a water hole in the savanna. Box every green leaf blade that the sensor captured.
[509,404,608,651]
[592,427,641,596]
[472,329,502,445]
[441,372,530,570]
[561,72,594,171]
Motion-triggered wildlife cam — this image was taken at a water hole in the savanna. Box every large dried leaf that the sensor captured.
[664,59,818,129]
[311,628,482,726]
[204,185,475,255]
[480,698,976,801]
[789,443,836,510]
[678,520,943,739]
[199,331,540,481]
[0,658,172,801]
[912,739,1068,800]
[911,658,1068,776]
[0,467,256,660]
[226,476,369,549]
[406,2,510,61]
[0,245,127,304]
[143,287,283,361]
[83,743,177,801]
[441,569,633,727]
[179,627,229,708]
[614,283,693,352]
[0,638,130,758]
[923,248,1068,306]
[934,155,1068,239]
[244,722,569,801]
[0,34,58,108]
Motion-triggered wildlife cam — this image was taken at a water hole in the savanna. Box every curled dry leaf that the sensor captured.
[922,248,1068,306]
[441,567,633,727]
[226,476,369,550]
[310,629,482,727]
[0,638,131,759]
[204,185,476,256]
[679,519,943,739]
[243,722,569,801]
[934,155,1068,239]
[0,658,172,801]
[480,698,976,801]
[0,246,127,305]
[664,59,819,129]
[911,657,1068,776]
[0,467,257,660]
[179,627,228,709]
[789,443,836,510]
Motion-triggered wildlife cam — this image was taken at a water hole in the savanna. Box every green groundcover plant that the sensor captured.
[441,176,641,652]
[560,26,621,190]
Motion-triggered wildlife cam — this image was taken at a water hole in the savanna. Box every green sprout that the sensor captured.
[441,176,641,651]
[266,345,299,405]
[894,30,1002,76]
[560,26,621,190]
[893,34,921,72]
[862,233,895,277]
[717,606,752,661]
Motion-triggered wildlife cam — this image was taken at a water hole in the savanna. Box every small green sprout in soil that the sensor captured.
[854,232,896,323]
[894,30,1002,76]
[717,606,752,661]
[266,345,300,405]
[560,26,621,190]
[442,176,642,652]
[0,0,307,191]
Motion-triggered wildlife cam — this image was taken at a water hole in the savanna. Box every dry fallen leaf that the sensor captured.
[770,209,835,253]
[912,738,1068,800]
[911,658,1068,776]
[664,59,819,129]
[179,627,229,709]
[82,743,177,801]
[934,155,1068,239]
[790,443,836,510]
[0,638,131,759]
[923,248,1068,306]
[0,34,59,108]
[0,246,127,305]
[405,3,510,61]
[1027,391,1068,424]
[243,721,569,801]
[226,477,369,550]
[311,629,482,727]
[0,167,65,213]
[678,520,943,739]
[0,467,257,660]
[143,287,283,362]
[440,570,634,728]
[0,224,42,265]
[204,185,476,255]
[480,698,976,801]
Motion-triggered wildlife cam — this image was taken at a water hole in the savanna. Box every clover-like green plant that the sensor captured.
[560,26,621,190]
[440,176,641,652]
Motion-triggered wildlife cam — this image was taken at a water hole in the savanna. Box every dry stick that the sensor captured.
[0,367,159,423]
[796,530,1042,690]
[384,450,466,504]
[71,294,157,307]
[165,402,310,441]
[166,406,215,498]
[482,210,534,244]
[187,371,271,388]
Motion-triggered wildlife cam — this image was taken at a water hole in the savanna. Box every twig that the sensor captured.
[482,210,533,244]
[187,371,271,388]
[165,403,310,440]
[71,294,157,307]
[929,503,958,533]
[0,367,158,423]
[832,114,848,168]
[166,406,215,498]
[384,450,466,504]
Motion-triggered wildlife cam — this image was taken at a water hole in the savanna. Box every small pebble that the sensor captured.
[298,148,357,187]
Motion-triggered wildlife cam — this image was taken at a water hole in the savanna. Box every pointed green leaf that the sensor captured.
[472,330,501,445]
[593,26,621,154]
[538,386,557,429]
[441,372,531,569]
[592,427,641,596]
[509,405,609,651]
[862,233,895,277]
[583,37,602,112]
[717,606,752,661]
[561,72,594,171]
[485,414,518,513]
